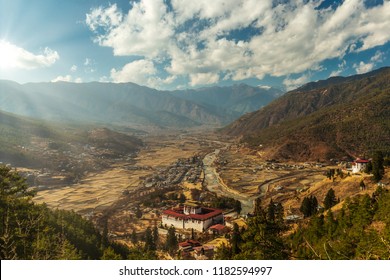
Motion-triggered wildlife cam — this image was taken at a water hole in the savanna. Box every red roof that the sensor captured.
[188,240,201,246]
[179,242,191,248]
[209,224,226,231]
[162,207,223,221]
[179,240,201,248]
[355,159,370,163]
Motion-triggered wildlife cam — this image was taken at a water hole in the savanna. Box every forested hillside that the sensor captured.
[223,67,390,161]
[0,165,151,259]
[215,180,390,260]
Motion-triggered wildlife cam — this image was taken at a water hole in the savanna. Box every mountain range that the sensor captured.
[1,67,389,162]
[0,81,281,128]
[223,67,390,161]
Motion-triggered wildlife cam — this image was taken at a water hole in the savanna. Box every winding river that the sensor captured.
[202,148,258,215]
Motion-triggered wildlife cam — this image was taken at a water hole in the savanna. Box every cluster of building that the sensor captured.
[162,202,224,232]
[136,156,203,190]
[161,202,234,259]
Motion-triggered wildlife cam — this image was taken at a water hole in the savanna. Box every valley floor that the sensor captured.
[11,129,389,258]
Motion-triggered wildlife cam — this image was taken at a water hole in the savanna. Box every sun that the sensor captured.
[0,40,19,69]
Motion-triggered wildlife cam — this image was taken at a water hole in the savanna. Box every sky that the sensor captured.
[0,0,389,91]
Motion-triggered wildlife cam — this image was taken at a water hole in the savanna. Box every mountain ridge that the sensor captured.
[0,81,280,128]
[222,67,390,161]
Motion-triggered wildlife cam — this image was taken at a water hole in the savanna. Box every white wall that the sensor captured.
[162,213,224,232]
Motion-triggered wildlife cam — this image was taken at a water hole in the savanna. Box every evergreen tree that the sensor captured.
[0,166,128,260]
[152,226,159,248]
[300,197,311,218]
[102,247,122,260]
[0,165,35,259]
[165,226,178,254]
[311,196,318,213]
[144,227,156,251]
[179,193,186,203]
[300,196,318,218]
[324,189,337,210]
[275,203,284,223]
[237,212,288,259]
[365,161,373,173]
[231,223,242,255]
[130,229,137,244]
[234,200,242,215]
[384,156,390,167]
[372,151,384,182]
[267,199,276,222]
[56,238,81,260]
[325,210,337,238]
[254,197,266,218]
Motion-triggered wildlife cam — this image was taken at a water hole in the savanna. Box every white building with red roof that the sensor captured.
[352,158,370,173]
[162,202,224,232]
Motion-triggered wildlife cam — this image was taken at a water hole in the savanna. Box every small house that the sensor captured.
[352,158,370,173]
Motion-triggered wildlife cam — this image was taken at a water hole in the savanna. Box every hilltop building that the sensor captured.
[161,202,224,232]
[352,158,370,173]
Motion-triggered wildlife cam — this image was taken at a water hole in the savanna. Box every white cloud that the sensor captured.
[70,65,78,72]
[83,58,97,73]
[110,59,176,88]
[110,59,157,84]
[86,0,390,87]
[189,72,220,86]
[51,75,83,83]
[354,61,374,74]
[87,0,174,58]
[111,60,157,85]
[84,58,92,66]
[370,50,384,63]
[283,74,310,91]
[86,4,123,32]
[329,60,347,77]
[51,75,72,82]
[99,76,110,83]
[0,40,59,70]
[353,50,385,74]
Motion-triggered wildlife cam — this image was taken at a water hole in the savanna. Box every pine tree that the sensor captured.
[300,196,318,218]
[165,226,178,254]
[234,200,242,215]
[144,227,156,251]
[130,229,137,244]
[267,199,276,222]
[231,223,242,255]
[372,151,384,182]
[152,226,159,248]
[275,203,284,223]
[179,193,186,203]
[324,189,337,210]
[300,197,311,218]
[102,247,122,260]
